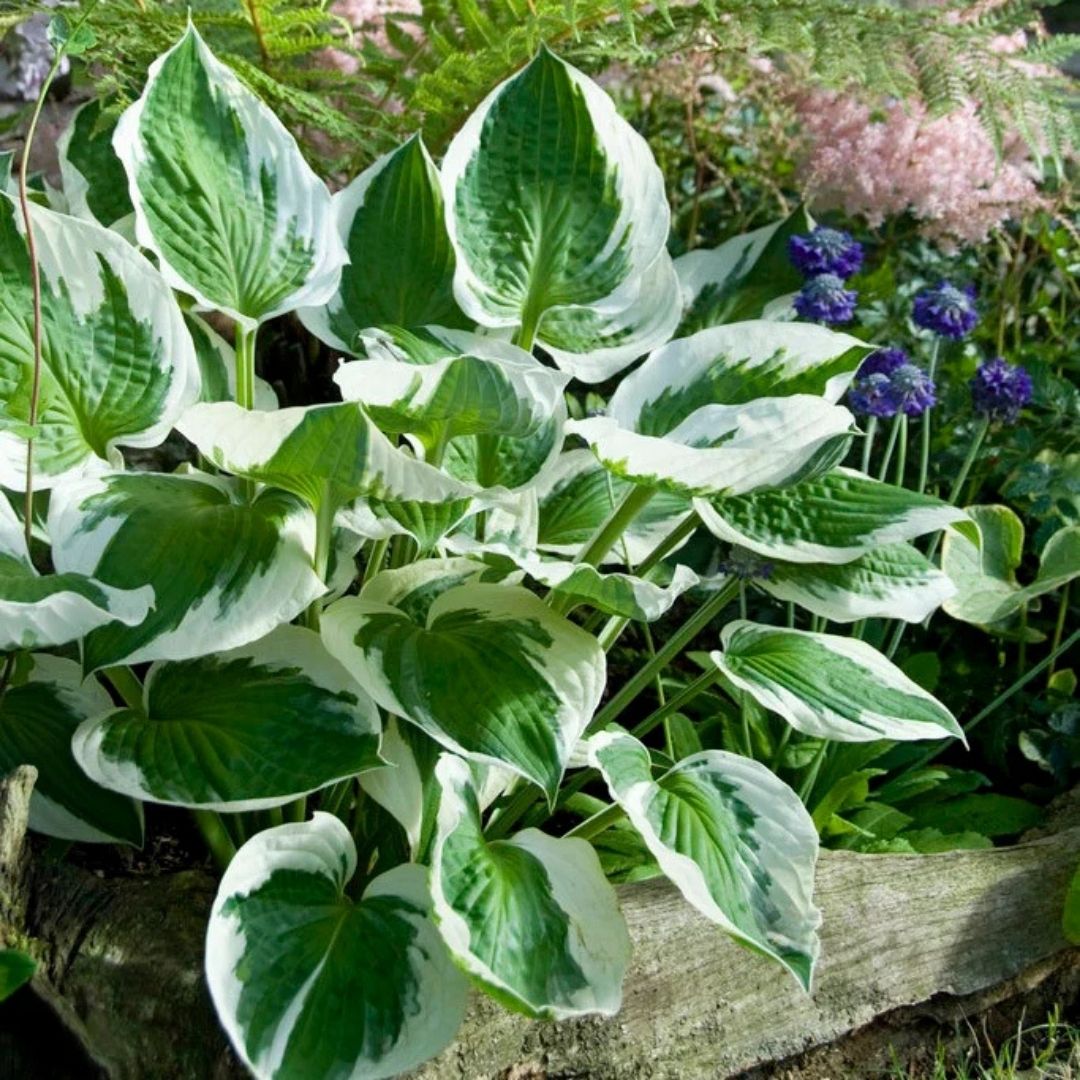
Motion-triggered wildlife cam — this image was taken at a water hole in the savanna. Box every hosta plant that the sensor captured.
[1,25,971,1079]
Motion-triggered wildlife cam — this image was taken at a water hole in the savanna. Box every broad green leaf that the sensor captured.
[298,136,465,351]
[443,421,563,493]
[760,544,956,624]
[0,654,143,845]
[612,322,869,440]
[432,755,631,1018]
[49,471,324,672]
[908,793,1042,837]
[535,450,692,565]
[0,194,200,489]
[177,401,478,521]
[696,467,967,564]
[448,532,701,620]
[587,728,820,989]
[56,99,133,229]
[942,506,1080,625]
[335,326,568,450]
[712,622,963,743]
[187,315,278,410]
[537,250,682,384]
[113,24,345,327]
[340,493,481,554]
[206,814,468,1080]
[71,626,382,811]
[0,495,152,650]
[674,206,813,335]
[442,47,668,372]
[0,949,36,1001]
[321,560,605,802]
[568,395,853,498]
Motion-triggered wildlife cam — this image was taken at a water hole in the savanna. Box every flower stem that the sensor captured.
[564,802,625,841]
[917,338,941,494]
[893,414,908,486]
[303,488,334,630]
[101,666,144,709]
[362,537,390,587]
[1048,583,1071,687]
[797,741,828,804]
[860,416,878,475]
[194,810,237,869]
[877,414,903,482]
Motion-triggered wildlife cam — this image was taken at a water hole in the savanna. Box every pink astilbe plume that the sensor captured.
[794,90,1042,248]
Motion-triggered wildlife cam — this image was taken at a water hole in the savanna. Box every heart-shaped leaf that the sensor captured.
[57,99,133,229]
[942,505,1080,626]
[206,814,468,1080]
[335,326,568,450]
[49,471,324,671]
[299,135,466,351]
[760,544,956,623]
[0,654,143,845]
[432,754,631,1018]
[537,250,681,384]
[711,621,963,743]
[0,194,200,489]
[569,395,854,499]
[587,728,820,989]
[696,467,967,564]
[321,560,605,803]
[114,24,345,326]
[0,950,36,1001]
[72,625,382,811]
[674,205,814,335]
[0,495,152,650]
[177,401,477,521]
[442,47,669,370]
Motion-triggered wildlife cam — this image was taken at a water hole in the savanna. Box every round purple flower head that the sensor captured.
[848,348,906,418]
[794,274,858,324]
[970,356,1032,423]
[912,282,979,339]
[889,363,937,417]
[788,226,864,279]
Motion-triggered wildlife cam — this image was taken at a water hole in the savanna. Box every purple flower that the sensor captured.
[858,346,909,379]
[794,274,858,324]
[849,373,898,419]
[970,356,1032,423]
[889,363,936,417]
[912,282,979,339]
[848,348,935,419]
[788,226,864,278]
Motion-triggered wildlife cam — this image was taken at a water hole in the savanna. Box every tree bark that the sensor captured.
[1,767,1077,1080]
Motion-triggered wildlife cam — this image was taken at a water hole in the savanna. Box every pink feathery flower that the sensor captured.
[794,90,1042,248]
[323,0,421,73]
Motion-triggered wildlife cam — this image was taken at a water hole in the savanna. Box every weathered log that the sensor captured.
[1,766,1078,1080]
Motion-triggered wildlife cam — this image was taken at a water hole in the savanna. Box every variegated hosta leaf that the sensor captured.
[675,205,814,335]
[335,326,568,451]
[339,494,480,554]
[695,467,968,564]
[432,755,631,1018]
[568,395,853,499]
[177,401,478,520]
[537,250,682,384]
[298,136,465,351]
[447,531,700,621]
[49,471,324,672]
[587,728,820,988]
[206,814,468,1080]
[760,544,956,624]
[0,654,143,845]
[611,322,870,439]
[0,194,200,490]
[71,625,382,811]
[57,99,133,229]
[187,315,278,410]
[114,24,345,327]
[443,420,563,493]
[712,621,963,743]
[942,505,1080,626]
[0,495,152,650]
[535,450,692,565]
[321,560,605,802]
[442,47,669,367]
